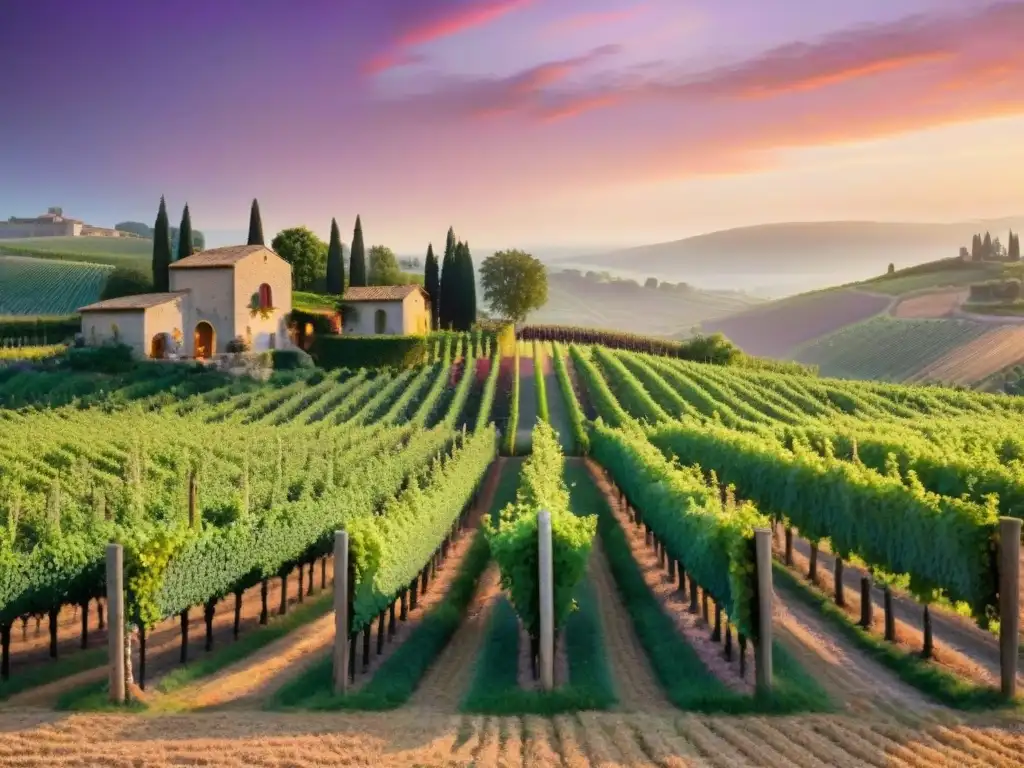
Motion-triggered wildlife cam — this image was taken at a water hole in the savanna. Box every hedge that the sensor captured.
[309,335,429,369]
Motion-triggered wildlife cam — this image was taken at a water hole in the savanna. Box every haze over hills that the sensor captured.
[554,218,1024,298]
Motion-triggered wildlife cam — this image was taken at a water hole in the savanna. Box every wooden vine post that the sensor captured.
[538,509,554,692]
[999,517,1021,698]
[332,529,350,695]
[106,543,125,704]
[754,528,773,695]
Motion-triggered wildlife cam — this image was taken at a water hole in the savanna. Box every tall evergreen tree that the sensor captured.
[247,199,265,246]
[424,244,440,330]
[439,227,457,329]
[152,196,172,292]
[177,204,194,262]
[463,241,477,329]
[983,231,993,260]
[349,215,367,287]
[1010,231,1021,262]
[971,233,982,262]
[326,217,345,295]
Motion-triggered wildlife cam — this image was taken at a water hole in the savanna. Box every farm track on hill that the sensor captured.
[892,290,967,319]
[4,709,1024,766]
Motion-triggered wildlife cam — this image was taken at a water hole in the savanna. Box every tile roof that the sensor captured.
[169,244,270,269]
[79,291,189,312]
[342,285,427,302]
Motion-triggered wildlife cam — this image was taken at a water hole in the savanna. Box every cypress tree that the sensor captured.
[439,228,457,329]
[349,215,367,287]
[424,244,440,330]
[247,199,264,246]
[463,240,477,329]
[983,231,993,260]
[326,218,345,295]
[152,196,172,292]
[177,204,194,262]
[971,233,982,262]
[1010,231,1020,262]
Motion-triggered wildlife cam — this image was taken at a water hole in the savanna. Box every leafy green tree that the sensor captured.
[271,226,327,290]
[176,203,194,261]
[152,196,172,292]
[349,215,367,287]
[326,217,345,294]
[424,244,440,330]
[101,267,153,300]
[368,245,403,285]
[479,249,548,323]
[644,277,658,289]
[439,227,457,329]
[248,199,265,246]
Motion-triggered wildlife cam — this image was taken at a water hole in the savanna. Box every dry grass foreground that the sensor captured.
[3,708,1024,767]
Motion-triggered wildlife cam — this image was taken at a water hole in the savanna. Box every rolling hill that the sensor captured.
[560,218,1024,296]
[698,257,1024,385]
[0,236,151,269]
[527,270,761,337]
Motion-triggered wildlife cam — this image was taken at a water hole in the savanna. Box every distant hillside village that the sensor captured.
[0,207,137,239]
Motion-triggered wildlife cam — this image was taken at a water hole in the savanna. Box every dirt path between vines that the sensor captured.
[787,534,1021,688]
[167,460,507,710]
[3,560,327,708]
[587,538,673,712]
[406,563,503,713]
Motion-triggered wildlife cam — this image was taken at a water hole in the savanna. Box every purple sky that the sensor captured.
[2,0,1022,252]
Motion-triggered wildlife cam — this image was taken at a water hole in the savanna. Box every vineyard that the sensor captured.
[793,315,994,382]
[2,328,1024,765]
[0,256,112,316]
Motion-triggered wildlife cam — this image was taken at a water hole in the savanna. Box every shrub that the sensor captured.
[66,343,136,373]
[271,348,314,370]
[226,336,250,354]
[100,267,153,301]
[309,335,429,369]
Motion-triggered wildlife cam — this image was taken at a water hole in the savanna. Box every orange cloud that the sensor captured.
[542,4,650,36]
[364,0,534,75]
[735,52,954,99]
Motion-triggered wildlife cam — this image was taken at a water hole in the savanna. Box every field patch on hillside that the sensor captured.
[0,256,111,315]
[0,236,150,269]
[701,289,891,357]
[893,289,967,318]
[794,315,993,382]
[908,325,1024,385]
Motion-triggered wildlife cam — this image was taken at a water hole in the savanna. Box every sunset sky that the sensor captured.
[2,0,1023,253]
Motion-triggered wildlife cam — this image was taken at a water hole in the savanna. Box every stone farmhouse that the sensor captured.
[78,244,293,359]
[0,207,133,239]
[341,285,431,335]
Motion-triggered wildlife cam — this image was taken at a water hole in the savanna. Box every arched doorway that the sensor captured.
[194,322,215,359]
[150,333,167,359]
[374,309,387,334]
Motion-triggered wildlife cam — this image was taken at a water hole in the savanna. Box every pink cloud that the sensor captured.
[364,0,535,75]
[541,4,650,36]
[406,2,1024,129]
